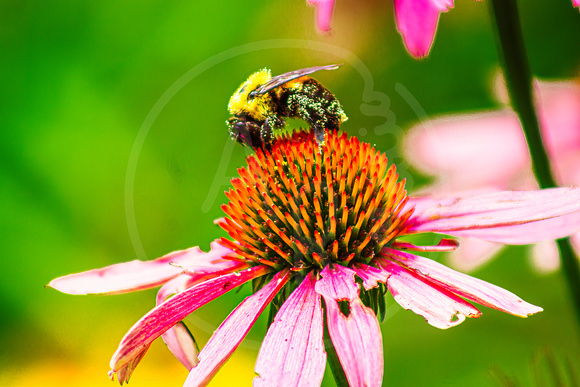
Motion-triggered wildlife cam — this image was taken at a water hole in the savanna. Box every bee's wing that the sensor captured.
[251,64,343,96]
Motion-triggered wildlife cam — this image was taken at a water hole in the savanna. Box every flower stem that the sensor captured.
[489,0,580,325]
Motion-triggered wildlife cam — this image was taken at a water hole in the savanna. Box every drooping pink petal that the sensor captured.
[446,238,504,272]
[353,263,390,290]
[316,265,383,387]
[109,265,271,377]
[161,322,199,371]
[157,275,202,370]
[383,248,543,317]
[156,274,200,306]
[48,241,245,295]
[254,272,326,386]
[574,0,580,9]
[181,241,249,278]
[307,0,335,32]
[47,249,198,295]
[379,259,481,329]
[185,270,291,387]
[394,0,454,58]
[392,238,458,252]
[406,188,580,244]
[315,264,359,301]
[109,346,149,385]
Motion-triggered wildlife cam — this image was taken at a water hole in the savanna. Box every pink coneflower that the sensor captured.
[392,0,454,58]
[306,0,453,58]
[50,130,580,386]
[307,0,579,58]
[404,80,580,272]
[306,0,336,32]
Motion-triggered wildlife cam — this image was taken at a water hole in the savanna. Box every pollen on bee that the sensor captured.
[227,68,272,119]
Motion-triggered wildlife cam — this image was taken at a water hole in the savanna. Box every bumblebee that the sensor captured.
[227,64,348,150]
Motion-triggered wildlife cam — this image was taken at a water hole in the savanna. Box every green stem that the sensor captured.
[489,0,580,326]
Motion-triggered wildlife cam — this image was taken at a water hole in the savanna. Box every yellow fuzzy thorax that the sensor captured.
[228,69,273,121]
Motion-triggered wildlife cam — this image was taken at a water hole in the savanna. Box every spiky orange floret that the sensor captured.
[218,130,413,273]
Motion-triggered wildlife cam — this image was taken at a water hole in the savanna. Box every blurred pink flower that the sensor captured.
[307,0,335,32]
[404,80,580,271]
[307,0,453,57]
[393,0,454,58]
[50,131,580,386]
[308,1,578,58]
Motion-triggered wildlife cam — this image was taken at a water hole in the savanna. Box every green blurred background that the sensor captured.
[1,0,579,386]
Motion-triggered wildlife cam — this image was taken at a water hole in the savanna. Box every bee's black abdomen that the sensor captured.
[284,79,345,134]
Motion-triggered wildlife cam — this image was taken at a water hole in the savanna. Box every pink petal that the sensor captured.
[535,81,580,157]
[556,151,580,187]
[446,238,505,272]
[47,249,196,295]
[185,270,291,387]
[181,241,249,278]
[383,248,543,317]
[254,272,326,386]
[161,322,199,371]
[404,81,580,191]
[379,259,481,329]
[404,111,529,191]
[109,346,150,385]
[571,233,580,252]
[156,252,250,368]
[326,300,383,386]
[307,0,335,32]
[315,264,359,301]
[404,191,502,216]
[156,274,199,306]
[530,240,560,273]
[406,188,580,244]
[392,238,459,252]
[316,265,383,387]
[574,0,580,8]
[353,263,390,291]
[403,195,448,216]
[48,241,245,295]
[109,265,271,376]
[157,275,203,370]
[394,0,454,58]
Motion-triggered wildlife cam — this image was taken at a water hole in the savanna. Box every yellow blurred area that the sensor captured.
[5,340,256,387]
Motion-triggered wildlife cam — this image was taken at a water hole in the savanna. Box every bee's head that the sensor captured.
[228,69,272,121]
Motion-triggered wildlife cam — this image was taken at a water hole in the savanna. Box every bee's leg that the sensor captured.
[260,118,275,151]
[261,116,287,150]
[313,124,326,147]
[287,93,327,149]
[228,119,250,145]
